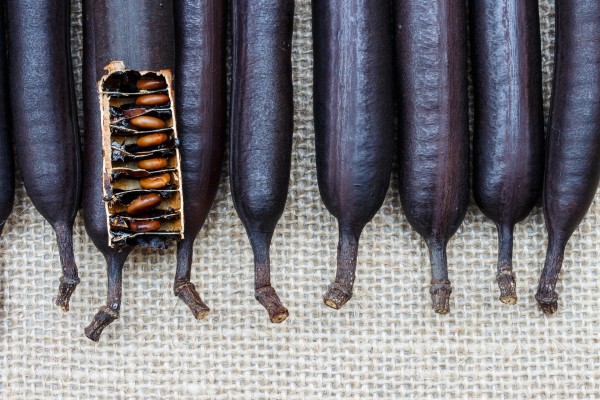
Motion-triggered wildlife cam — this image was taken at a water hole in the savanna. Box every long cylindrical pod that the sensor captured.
[536,1,600,314]
[230,0,294,322]
[6,0,81,311]
[0,11,14,237]
[82,0,177,341]
[173,0,227,320]
[312,0,394,310]
[394,1,469,314]
[470,0,544,304]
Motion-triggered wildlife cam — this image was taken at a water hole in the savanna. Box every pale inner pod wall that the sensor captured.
[2,1,599,399]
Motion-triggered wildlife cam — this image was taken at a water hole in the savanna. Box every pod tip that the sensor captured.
[84,306,119,342]
[55,276,81,312]
[255,286,289,323]
[174,280,210,320]
[323,282,353,310]
[430,282,452,314]
[535,291,558,315]
[497,271,517,305]
[499,295,518,306]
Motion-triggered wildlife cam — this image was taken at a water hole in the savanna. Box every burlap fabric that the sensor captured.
[2,1,598,398]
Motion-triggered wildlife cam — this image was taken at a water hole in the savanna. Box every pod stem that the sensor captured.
[496,223,517,305]
[250,231,288,323]
[535,239,566,315]
[324,226,360,310]
[84,252,126,341]
[427,240,452,314]
[54,223,80,311]
[174,239,210,320]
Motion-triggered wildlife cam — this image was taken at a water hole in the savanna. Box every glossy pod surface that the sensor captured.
[82,0,176,341]
[312,0,394,309]
[536,0,600,314]
[470,0,544,304]
[230,0,294,322]
[395,0,470,313]
[172,0,227,320]
[6,0,81,311]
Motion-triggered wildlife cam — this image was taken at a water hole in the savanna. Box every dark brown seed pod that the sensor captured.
[536,1,600,314]
[394,1,470,314]
[172,0,227,320]
[0,13,14,238]
[470,0,544,304]
[82,0,179,341]
[6,0,82,311]
[312,0,394,309]
[230,0,294,323]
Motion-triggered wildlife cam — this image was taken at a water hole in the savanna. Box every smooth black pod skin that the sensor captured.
[312,0,394,310]
[230,0,294,322]
[173,0,226,320]
[82,0,176,341]
[0,10,14,238]
[6,0,81,311]
[536,1,600,314]
[394,1,469,314]
[470,0,544,304]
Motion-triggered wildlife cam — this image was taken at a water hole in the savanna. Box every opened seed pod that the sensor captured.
[82,0,182,341]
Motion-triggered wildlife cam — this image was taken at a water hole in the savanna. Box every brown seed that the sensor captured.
[136,77,167,90]
[126,193,162,215]
[129,220,161,232]
[139,173,171,189]
[130,116,166,130]
[137,157,168,171]
[136,133,168,147]
[135,94,170,106]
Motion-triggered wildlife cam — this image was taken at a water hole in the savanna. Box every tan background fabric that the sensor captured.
[2,0,599,398]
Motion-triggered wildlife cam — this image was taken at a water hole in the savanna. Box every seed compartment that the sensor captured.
[99,61,184,248]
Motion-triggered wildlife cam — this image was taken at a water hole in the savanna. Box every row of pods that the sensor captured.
[0,1,598,341]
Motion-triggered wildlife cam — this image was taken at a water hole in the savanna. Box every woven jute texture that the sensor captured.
[2,1,599,399]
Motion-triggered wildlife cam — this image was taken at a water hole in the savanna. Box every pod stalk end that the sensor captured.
[174,280,210,320]
[323,282,353,310]
[84,306,119,342]
[55,276,81,311]
[430,281,452,314]
[53,224,79,311]
[535,291,558,315]
[255,286,288,323]
[535,240,565,315]
[497,270,517,305]
[324,227,360,310]
[496,225,517,304]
